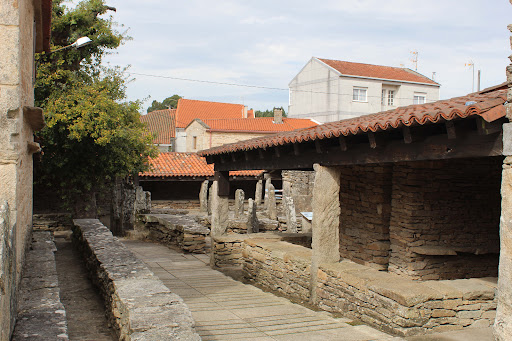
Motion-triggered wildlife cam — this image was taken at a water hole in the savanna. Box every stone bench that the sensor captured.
[12,231,69,340]
[142,214,209,253]
[73,219,200,341]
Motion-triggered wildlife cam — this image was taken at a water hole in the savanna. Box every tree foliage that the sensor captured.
[35,0,156,216]
[146,94,182,113]
[254,107,287,118]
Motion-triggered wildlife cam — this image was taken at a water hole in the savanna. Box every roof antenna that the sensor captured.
[410,51,418,71]
[432,72,436,81]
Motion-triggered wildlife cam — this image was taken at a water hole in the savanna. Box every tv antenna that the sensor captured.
[465,61,475,92]
[410,51,418,71]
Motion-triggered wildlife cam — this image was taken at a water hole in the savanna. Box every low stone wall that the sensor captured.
[12,231,69,340]
[142,214,209,253]
[152,200,200,210]
[212,235,247,268]
[33,213,73,231]
[242,238,311,302]
[239,237,496,337]
[317,261,497,336]
[73,219,200,341]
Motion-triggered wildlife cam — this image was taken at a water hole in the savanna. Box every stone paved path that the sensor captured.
[123,240,402,341]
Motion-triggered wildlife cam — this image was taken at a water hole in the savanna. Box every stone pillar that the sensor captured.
[283,196,297,233]
[246,198,259,233]
[199,180,209,213]
[264,176,271,210]
[310,164,341,304]
[208,182,214,216]
[255,180,263,206]
[210,181,228,237]
[494,21,512,341]
[234,189,245,218]
[267,184,277,220]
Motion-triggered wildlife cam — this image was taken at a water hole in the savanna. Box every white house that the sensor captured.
[288,57,440,123]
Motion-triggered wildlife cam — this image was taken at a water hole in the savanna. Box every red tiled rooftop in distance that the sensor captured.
[199,84,507,156]
[140,109,176,144]
[175,99,246,128]
[140,152,263,178]
[318,58,439,85]
[200,117,318,133]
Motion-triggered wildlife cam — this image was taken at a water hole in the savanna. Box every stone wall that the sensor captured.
[281,170,315,212]
[339,164,392,270]
[73,219,200,340]
[317,261,497,336]
[211,235,249,268]
[12,232,69,340]
[142,214,209,253]
[242,238,311,302]
[388,157,502,280]
[0,0,43,338]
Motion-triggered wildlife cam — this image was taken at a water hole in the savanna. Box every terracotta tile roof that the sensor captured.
[140,109,176,144]
[199,84,507,156]
[140,152,263,178]
[199,117,318,133]
[247,109,255,118]
[318,58,439,86]
[175,99,245,128]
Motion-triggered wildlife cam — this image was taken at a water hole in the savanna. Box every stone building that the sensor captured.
[185,109,317,153]
[200,83,509,336]
[0,0,51,339]
[288,57,440,123]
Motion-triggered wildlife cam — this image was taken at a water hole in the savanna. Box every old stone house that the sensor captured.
[288,57,440,123]
[185,109,318,153]
[174,98,249,152]
[200,83,511,337]
[0,0,51,339]
[140,108,176,152]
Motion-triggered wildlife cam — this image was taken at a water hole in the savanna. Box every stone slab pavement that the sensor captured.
[122,240,401,341]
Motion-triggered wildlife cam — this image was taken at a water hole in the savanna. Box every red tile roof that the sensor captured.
[318,58,439,86]
[175,99,246,128]
[140,109,176,144]
[199,84,507,156]
[140,152,263,178]
[247,109,255,118]
[198,117,318,133]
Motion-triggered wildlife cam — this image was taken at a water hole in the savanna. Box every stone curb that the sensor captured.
[12,231,69,340]
[73,219,200,341]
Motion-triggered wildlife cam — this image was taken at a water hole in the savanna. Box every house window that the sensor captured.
[413,93,426,104]
[387,90,395,106]
[381,89,386,105]
[353,87,367,102]
[193,136,197,150]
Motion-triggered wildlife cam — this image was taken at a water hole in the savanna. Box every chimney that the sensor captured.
[243,106,248,118]
[273,108,283,124]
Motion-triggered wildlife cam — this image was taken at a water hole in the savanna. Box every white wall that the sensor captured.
[175,129,187,152]
[288,58,440,124]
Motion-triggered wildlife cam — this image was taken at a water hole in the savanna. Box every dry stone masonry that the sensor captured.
[142,214,209,253]
[12,232,69,341]
[281,170,315,212]
[73,219,200,340]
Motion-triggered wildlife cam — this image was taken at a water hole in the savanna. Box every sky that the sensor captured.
[95,0,512,113]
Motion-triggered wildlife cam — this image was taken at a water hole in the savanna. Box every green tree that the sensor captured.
[147,94,182,113]
[35,0,156,217]
[254,107,287,118]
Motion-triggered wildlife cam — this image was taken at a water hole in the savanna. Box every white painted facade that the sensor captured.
[288,58,440,124]
[175,129,187,152]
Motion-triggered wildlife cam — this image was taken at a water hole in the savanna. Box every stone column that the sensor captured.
[283,196,297,233]
[234,189,245,218]
[199,180,209,213]
[310,164,341,304]
[255,180,263,206]
[210,181,228,237]
[495,21,512,341]
[267,184,277,220]
[207,182,214,216]
[246,198,259,233]
[264,176,271,210]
